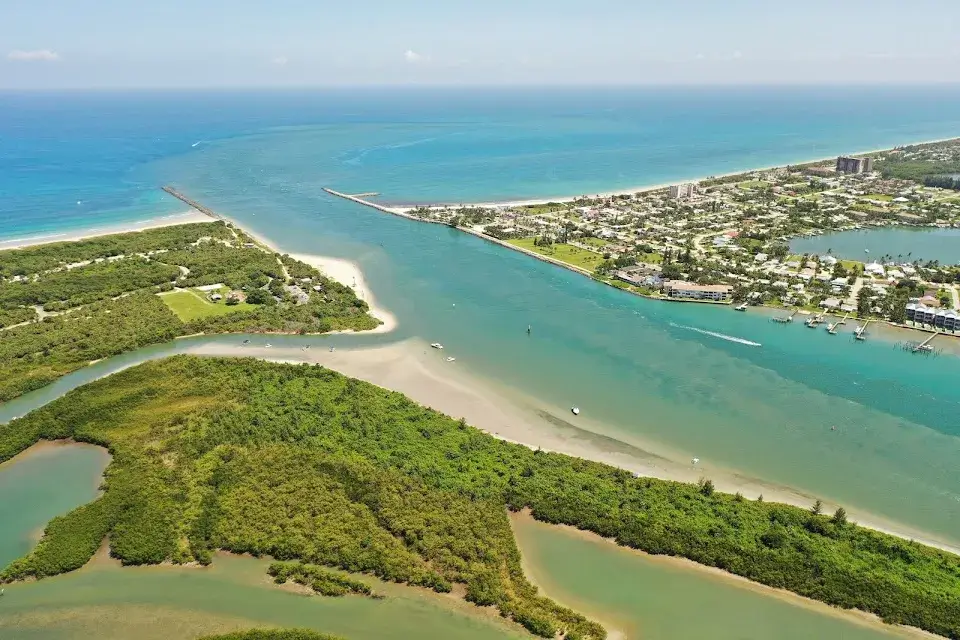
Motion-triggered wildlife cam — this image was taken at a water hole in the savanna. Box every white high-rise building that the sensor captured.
[669,183,695,199]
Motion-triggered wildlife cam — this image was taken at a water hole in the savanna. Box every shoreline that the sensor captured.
[0,203,398,336]
[0,211,214,251]
[288,253,397,334]
[183,338,960,557]
[509,510,940,640]
[380,136,960,211]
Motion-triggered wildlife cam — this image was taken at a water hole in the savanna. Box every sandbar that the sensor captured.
[183,337,960,557]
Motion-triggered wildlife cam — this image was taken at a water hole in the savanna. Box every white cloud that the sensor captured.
[271,56,289,66]
[731,51,743,60]
[7,49,60,62]
[404,49,427,63]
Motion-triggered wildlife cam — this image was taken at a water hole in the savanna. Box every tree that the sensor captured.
[832,507,848,527]
[811,499,823,516]
[698,478,715,496]
[246,289,271,305]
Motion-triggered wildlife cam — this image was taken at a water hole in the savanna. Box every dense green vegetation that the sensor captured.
[0,258,181,311]
[0,294,184,401]
[0,223,378,401]
[0,306,35,328]
[0,223,235,277]
[198,630,343,640]
[2,357,960,639]
[877,158,960,182]
[268,561,375,597]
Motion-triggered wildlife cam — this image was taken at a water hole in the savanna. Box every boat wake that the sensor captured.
[669,322,762,347]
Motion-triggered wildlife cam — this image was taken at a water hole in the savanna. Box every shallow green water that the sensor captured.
[0,554,525,640]
[0,446,927,640]
[511,515,919,640]
[0,445,109,568]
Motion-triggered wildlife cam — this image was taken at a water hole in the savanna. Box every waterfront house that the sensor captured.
[820,297,841,310]
[662,280,732,302]
[906,303,959,330]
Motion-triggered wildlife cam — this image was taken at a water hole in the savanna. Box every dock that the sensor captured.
[162,186,225,221]
[323,188,447,226]
[854,319,871,341]
[913,331,939,353]
[826,314,849,335]
[772,308,799,324]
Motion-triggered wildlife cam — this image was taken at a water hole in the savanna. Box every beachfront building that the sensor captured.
[905,303,960,330]
[835,156,874,174]
[669,183,696,199]
[662,280,732,302]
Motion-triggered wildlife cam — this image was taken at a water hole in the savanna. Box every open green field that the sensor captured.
[160,289,257,322]
[737,180,770,190]
[579,237,609,248]
[507,238,604,271]
[862,194,894,202]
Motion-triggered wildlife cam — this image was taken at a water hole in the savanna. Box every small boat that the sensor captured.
[242,339,250,344]
[430,343,444,349]
[571,407,580,416]
[527,324,532,334]
[735,303,748,311]
[329,346,335,353]
[691,457,700,466]
[265,343,272,348]
[445,357,456,362]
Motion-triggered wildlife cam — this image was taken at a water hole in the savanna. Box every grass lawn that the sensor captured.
[863,194,893,201]
[737,180,771,190]
[580,237,609,248]
[839,259,863,271]
[637,251,663,264]
[159,288,259,322]
[508,238,604,271]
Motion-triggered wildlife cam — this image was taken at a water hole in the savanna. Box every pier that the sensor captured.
[854,319,871,341]
[772,308,799,324]
[913,331,939,353]
[323,188,446,226]
[162,186,225,221]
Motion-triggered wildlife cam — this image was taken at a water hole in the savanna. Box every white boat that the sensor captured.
[735,303,747,311]
[265,343,272,348]
[445,357,456,362]
[430,343,444,350]
[571,407,580,416]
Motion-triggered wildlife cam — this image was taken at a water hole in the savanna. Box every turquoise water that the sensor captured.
[791,228,960,265]
[2,87,960,548]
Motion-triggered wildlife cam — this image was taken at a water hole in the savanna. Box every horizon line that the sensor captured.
[3,81,960,93]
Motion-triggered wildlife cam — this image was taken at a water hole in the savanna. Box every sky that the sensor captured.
[2,0,959,89]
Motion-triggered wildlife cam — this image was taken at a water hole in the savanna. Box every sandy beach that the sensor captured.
[0,211,214,251]
[383,136,960,211]
[288,253,397,334]
[183,337,960,557]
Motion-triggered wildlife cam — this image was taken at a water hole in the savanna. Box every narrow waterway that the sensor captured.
[510,513,932,640]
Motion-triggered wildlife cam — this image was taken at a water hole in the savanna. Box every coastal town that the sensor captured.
[367,139,960,336]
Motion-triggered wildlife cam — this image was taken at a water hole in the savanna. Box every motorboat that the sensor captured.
[735,303,748,311]
[445,357,456,362]
[571,407,580,416]
[430,343,444,349]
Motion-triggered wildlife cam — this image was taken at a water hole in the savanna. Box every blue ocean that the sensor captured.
[2,86,960,546]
